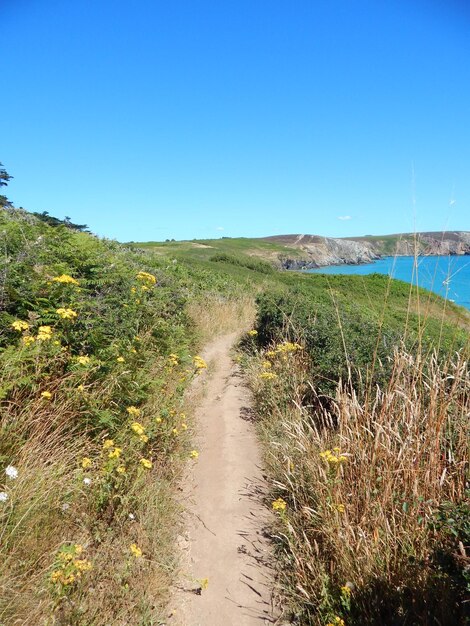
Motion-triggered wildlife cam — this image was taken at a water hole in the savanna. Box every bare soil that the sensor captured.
[173,333,277,626]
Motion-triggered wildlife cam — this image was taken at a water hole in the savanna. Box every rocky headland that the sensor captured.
[261,232,470,269]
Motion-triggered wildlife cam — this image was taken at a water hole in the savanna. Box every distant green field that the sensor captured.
[128,236,301,262]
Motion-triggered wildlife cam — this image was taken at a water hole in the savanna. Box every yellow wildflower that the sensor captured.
[168,353,179,366]
[140,458,152,469]
[266,350,276,358]
[76,355,91,365]
[181,423,188,431]
[155,417,162,424]
[77,384,85,392]
[272,497,287,512]
[248,329,258,336]
[50,570,62,583]
[276,341,302,353]
[22,335,36,345]
[56,308,78,320]
[136,271,156,285]
[116,356,125,363]
[320,449,348,466]
[262,361,272,369]
[116,465,127,474]
[139,434,149,443]
[127,406,141,417]
[172,428,179,436]
[130,543,143,558]
[108,447,122,459]
[336,503,346,513]
[259,371,277,381]
[193,355,207,369]
[52,274,79,285]
[340,585,351,597]
[11,320,29,332]
[41,391,52,400]
[327,618,345,626]
[73,559,92,572]
[81,457,92,469]
[189,450,199,459]
[102,439,114,450]
[130,423,145,440]
[37,325,53,341]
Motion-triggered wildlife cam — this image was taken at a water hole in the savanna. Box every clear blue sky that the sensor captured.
[2,0,470,241]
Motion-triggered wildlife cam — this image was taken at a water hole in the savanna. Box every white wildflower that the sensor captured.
[128,513,135,521]
[83,477,92,486]
[5,465,18,480]
[0,492,8,503]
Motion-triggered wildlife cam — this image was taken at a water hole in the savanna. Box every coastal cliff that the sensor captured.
[262,232,470,269]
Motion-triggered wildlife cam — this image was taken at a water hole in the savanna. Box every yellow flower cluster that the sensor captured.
[52,274,79,285]
[335,503,346,513]
[22,335,36,346]
[76,355,91,365]
[56,307,78,320]
[116,356,125,363]
[108,447,122,459]
[130,543,143,558]
[262,361,272,369]
[276,341,302,353]
[248,329,258,336]
[102,439,114,450]
[81,457,92,469]
[50,544,92,587]
[168,353,179,367]
[320,448,348,465]
[41,390,52,400]
[327,618,345,626]
[127,406,141,417]
[11,319,29,332]
[259,371,277,381]
[131,421,145,436]
[37,325,53,341]
[189,450,199,459]
[130,421,149,442]
[272,497,287,511]
[193,355,207,369]
[140,458,152,469]
[340,585,351,597]
[136,271,156,285]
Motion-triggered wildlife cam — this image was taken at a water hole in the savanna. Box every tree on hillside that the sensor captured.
[0,162,13,208]
[33,211,90,232]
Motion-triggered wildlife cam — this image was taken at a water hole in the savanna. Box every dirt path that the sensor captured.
[174,332,277,626]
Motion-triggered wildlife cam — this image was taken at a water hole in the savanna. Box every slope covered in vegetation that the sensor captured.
[1,200,468,625]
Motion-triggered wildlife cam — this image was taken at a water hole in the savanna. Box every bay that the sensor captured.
[307,255,470,310]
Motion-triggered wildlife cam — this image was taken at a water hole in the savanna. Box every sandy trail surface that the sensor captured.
[174,332,277,626]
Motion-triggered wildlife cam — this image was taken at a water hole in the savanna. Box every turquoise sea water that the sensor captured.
[308,255,470,310]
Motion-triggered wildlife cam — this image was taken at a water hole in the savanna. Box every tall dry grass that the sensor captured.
[187,294,256,343]
[249,343,469,625]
